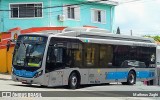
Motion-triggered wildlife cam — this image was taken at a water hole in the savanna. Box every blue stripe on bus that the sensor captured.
[106,72,128,80]
[136,71,155,79]
[13,68,37,78]
[106,71,155,80]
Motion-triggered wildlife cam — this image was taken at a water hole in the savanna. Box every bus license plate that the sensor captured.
[22,80,27,83]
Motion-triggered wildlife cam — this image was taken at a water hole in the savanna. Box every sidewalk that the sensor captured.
[0,73,11,80]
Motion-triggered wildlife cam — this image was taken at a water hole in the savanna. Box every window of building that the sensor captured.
[63,5,80,20]
[91,9,106,23]
[67,7,75,19]
[10,3,42,18]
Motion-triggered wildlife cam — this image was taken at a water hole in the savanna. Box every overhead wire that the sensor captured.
[0,0,108,12]
[0,1,99,19]
[119,0,157,4]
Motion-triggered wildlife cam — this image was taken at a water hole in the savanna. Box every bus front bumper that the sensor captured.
[12,74,42,85]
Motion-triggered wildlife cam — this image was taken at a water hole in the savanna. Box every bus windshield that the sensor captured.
[13,35,47,68]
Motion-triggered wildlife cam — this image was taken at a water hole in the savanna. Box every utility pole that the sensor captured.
[49,0,52,26]
[130,30,132,36]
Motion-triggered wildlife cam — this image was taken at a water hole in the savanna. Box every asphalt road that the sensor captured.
[0,75,160,100]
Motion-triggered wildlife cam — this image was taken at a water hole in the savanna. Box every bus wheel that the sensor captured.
[127,71,136,85]
[68,72,79,89]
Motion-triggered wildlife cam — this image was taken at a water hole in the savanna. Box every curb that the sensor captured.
[0,72,10,75]
[0,73,11,80]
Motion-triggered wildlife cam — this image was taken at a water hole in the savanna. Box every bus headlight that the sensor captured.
[34,70,43,78]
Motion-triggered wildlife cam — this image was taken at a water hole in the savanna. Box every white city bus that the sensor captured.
[12,27,156,89]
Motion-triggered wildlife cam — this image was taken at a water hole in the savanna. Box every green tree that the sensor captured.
[144,35,160,42]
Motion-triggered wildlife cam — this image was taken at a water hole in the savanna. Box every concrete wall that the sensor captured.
[0,32,13,74]
[0,47,7,73]
[0,45,14,74]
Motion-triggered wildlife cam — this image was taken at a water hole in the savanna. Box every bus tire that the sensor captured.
[68,72,79,89]
[126,71,136,85]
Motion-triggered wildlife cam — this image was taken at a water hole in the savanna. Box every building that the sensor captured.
[0,0,118,32]
[0,0,118,73]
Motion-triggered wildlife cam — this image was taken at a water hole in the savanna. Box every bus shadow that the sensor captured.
[79,83,120,89]
[10,84,72,89]
[10,83,122,89]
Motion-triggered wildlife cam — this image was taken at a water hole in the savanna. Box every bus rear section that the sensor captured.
[44,37,156,89]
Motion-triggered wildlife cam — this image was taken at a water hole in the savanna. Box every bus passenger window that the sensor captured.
[46,46,55,72]
[47,47,55,63]
[85,44,95,67]
[149,47,156,67]
[46,47,64,72]
[73,44,82,68]
[54,48,63,63]
[65,50,74,67]
[84,44,99,68]
[65,43,82,68]
[86,48,95,65]
[75,51,81,61]
[150,54,155,63]
[99,45,113,68]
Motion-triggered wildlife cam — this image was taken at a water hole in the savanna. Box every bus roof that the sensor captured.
[19,27,156,46]
[57,27,155,43]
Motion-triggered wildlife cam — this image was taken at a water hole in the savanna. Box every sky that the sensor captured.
[112,0,160,36]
